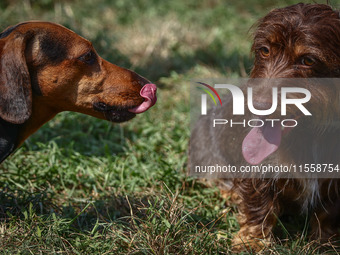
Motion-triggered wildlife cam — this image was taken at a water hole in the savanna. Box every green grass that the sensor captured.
[1,0,340,254]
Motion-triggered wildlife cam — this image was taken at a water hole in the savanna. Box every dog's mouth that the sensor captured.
[93,83,157,123]
[242,116,298,165]
[93,102,136,123]
[128,83,157,114]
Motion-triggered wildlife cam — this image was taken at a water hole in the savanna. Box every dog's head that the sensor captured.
[0,21,157,126]
[0,21,157,162]
[251,3,340,78]
[242,4,340,164]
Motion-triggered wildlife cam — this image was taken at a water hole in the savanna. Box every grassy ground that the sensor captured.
[1,0,340,254]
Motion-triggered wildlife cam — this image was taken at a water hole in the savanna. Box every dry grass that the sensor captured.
[0,0,338,254]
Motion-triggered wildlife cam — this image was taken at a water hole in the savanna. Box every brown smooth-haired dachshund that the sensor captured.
[190,3,340,252]
[0,21,157,163]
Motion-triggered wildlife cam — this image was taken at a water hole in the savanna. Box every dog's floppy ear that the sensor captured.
[0,30,32,124]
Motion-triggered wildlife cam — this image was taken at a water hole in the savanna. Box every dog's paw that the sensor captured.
[232,233,271,253]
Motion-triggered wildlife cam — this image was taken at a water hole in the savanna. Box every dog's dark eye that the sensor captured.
[79,51,96,64]
[301,57,315,66]
[259,47,270,57]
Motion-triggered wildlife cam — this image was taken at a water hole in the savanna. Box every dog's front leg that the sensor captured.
[232,178,280,252]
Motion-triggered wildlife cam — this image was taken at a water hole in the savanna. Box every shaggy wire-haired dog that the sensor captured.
[190,3,340,251]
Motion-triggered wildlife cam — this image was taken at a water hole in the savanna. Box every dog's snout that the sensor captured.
[131,72,151,87]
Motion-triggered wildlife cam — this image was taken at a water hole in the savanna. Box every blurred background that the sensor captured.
[0,0,339,253]
[0,0,318,80]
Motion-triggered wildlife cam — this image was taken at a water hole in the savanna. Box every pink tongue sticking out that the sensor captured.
[128,83,157,114]
[242,122,282,165]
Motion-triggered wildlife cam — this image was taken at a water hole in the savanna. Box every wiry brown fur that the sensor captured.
[190,3,340,252]
[235,3,340,251]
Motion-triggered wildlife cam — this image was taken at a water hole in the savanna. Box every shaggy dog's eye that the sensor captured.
[259,47,270,57]
[79,51,96,64]
[301,56,315,66]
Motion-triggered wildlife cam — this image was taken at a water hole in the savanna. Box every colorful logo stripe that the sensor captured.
[197,82,222,105]
[197,87,217,105]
